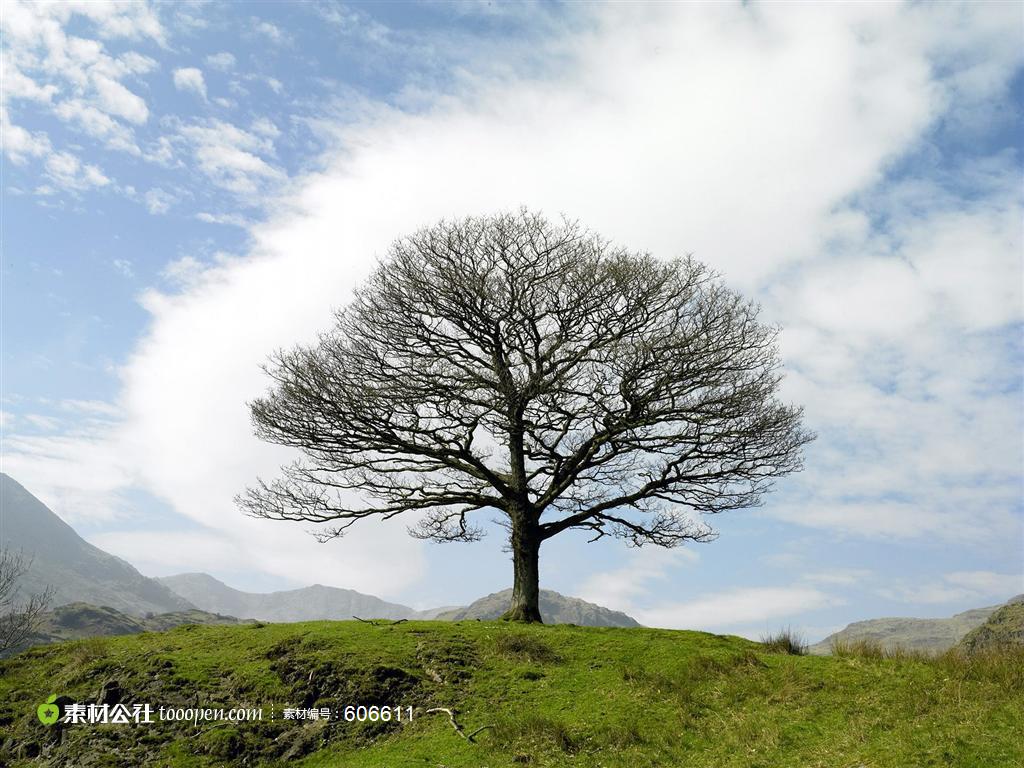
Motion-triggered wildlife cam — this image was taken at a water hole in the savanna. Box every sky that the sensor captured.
[2,0,1022,642]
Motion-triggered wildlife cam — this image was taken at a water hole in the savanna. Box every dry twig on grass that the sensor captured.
[425,707,494,743]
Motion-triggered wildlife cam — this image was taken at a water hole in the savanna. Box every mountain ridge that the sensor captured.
[156,572,416,622]
[0,474,194,616]
[809,594,1024,654]
[958,595,1024,653]
[435,588,642,627]
[157,572,643,627]
[2,472,638,630]
[24,602,248,648]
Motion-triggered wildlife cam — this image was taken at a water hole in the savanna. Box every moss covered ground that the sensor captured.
[1,620,1020,767]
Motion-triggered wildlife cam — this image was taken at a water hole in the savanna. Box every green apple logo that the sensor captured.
[37,694,60,726]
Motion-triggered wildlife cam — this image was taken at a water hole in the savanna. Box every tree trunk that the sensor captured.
[502,520,543,623]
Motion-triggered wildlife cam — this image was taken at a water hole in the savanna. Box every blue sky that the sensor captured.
[2,1,1022,640]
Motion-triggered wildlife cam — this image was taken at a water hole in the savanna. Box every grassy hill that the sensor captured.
[960,600,1024,653]
[22,603,249,646]
[1,621,1020,767]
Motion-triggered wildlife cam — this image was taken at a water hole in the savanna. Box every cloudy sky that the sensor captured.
[2,0,1022,640]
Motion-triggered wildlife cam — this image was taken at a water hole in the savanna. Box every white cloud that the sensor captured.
[1,60,59,102]
[160,256,208,287]
[175,118,283,195]
[93,74,149,123]
[89,530,255,575]
[69,2,165,45]
[878,570,1023,605]
[1,0,162,179]
[112,258,134,278]
[577,548,698,610]
[633,587,833,633]
[250,117,280,139]
[195,211,250,227]
[144,187,175,214]
[205,52,236,72]
[945,571,1024,595]
[1,107,52,163]
[173,67,207,100]
[802,569,873,587]
[252,20,287,45]
[43,150,110,191]
[58,399,122,418]
[145,136,175,166]
[1,0,164,47]
[23,414,62,431]
[578,550,838,633]
[2,428,134,523]
[88,518,421,590]
[53,99,141,154]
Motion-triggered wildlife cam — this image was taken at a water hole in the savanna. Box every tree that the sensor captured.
[239,210,814,622]
[0,548,54,655]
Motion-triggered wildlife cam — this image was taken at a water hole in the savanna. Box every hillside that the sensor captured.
[808,601,1007,654]
[435,589,641,627]
[0,474,194,616]
[1,621,1020,767]
[959,596,1024,653]
[24,603,249,647]
[157,572,415,622]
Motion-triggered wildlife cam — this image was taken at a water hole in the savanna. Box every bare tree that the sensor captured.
[239,210,814,622]
[0,549,54,655]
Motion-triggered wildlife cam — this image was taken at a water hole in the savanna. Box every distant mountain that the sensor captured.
[435,589,641,627]
[0,474,194,616]
[1,474,638,629]
[809,596,1022,655]
[158,574,640,628]
[958,595,1024,653]
[157,572,417,621]
[20,602,247,649]
[416,605,462,620]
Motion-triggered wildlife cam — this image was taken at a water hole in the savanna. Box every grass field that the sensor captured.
[1,620,1021,767]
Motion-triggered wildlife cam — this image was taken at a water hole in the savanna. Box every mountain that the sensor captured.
[24,602,248,647]
[157,572,417,621]
[434,588,641,627]
[809,596,1021,655]
[415,605,462,620]
[958,595,1024,653]
[158,574,641,627]
[2,474,637,629]
[0,474,194,615]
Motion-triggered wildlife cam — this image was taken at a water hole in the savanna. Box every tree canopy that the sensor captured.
[239,210,814,621]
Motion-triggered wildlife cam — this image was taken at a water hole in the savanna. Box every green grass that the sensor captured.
[759,627,807,656]
[1,620,1021,767]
